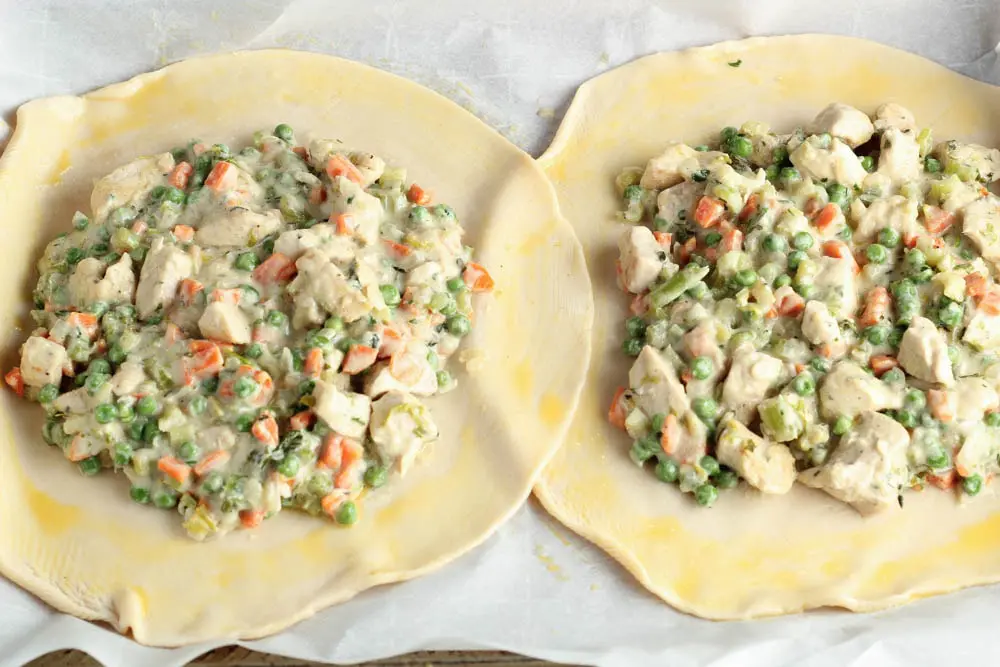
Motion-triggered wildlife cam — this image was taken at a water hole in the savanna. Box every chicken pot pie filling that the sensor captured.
[6,124,493,540]
[610,102,1000,512]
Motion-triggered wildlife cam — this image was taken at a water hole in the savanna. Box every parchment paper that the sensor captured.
[2,1,1000,665]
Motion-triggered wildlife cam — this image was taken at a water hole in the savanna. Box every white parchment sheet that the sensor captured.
[2,1,1000,665]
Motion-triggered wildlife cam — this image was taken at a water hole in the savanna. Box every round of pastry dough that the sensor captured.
[0,50,593,645]
[535,35,1000,619]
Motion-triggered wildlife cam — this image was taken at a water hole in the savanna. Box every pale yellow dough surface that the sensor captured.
[535,35,1000,619]
[0,50,592,645]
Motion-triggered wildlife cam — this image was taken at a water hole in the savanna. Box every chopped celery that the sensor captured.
[645,319,670,348]
[624,408,650,439]
[916,128,933,157]
[182,505,219,541]
[928,174,963,204]
[711,183,743,213]
[379,166,407,188]
[715,251,751,279]
[648,265,710,309]
[758,394,808,442]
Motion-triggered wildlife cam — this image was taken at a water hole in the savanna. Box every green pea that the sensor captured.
[787,250,807,271]
[336,500,358,525]
[774,274,792,288]
[904,390,927,412]
[142,421,161,444]
[860,155,875,172]
[153,490,178,509]
[715,469,739,489]
[188,395,208,416]
[89,358,111,375]
[435,370,452,389]
[273,123,295,142]
[116,403,135,423]
[905,249,926,270]
[791,373,815,396]
[409,206,432,226]
[73,212,90,231]
[235,414,256,432]
[85,372,109,395]
[691,356,714,380]
[136,395,158,416]
[694,484,719,507]
[622,337,644,357]
[297,379,316,396]
[866,243,888,264]
[153,185,186,204]
[380,284,402,307]
[108,343,127,364]
[926,446,949,470]
[446,315,471,337]
[911,266,934,284]
[201,472,225,495]
[178,441,200,463]
[631,439,657,465]
[112,442,133,467]
[625,316,647,338]
[655,458,679,483]
[938,301,964,329]
[700,455,721,477]
[364,465,389,488]
[446,277,466,292]
[94,403,117,424]
[986,412,1000,427]
[704,232,723,247]
[430,292,456,313]
[37,384,59,403]
[725,135,753,158]
[692,397,717,423]
[780,167,801,184]
[832,415,852,436]
[792,231,814,251]
[275,455,300,478]
[963,474,983,496]
[130,486,151,504]
[235,252,259,271]
[720,126,739,141]
[794,282,815,299]
[864,325,889,345]
[241,284,260,304]
[764,164,780,182]
[233,376,257,399]
[128,418,147,441]
[894,409,918,429]
[66,247,85,265]
[266,310,287,328]
[924,156,942,173]
[733,269,758,288]
[245,343,263,359]
[78,456,102,476]
[881,367,906,385]
[810,356,831,374]
[771,145,789,165]
[826,183,850,208]
[762,234,786,253]
[308,473,334,496]
[878,227,901,248]
[649,413,666,434]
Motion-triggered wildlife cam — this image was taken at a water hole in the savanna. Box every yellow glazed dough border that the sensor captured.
[535,34,1000,620]
[0,50,594,646]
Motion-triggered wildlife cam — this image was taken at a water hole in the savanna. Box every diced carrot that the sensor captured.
[193,450,231,477]
[966,273,989,299]
[659,414,681,456]
[704,247,718,263]
[204,161,237,192]
[776,292,805,317]
[178,279,203,307]
[309,185,328,205]
[66,312,99,339]
[406,183,432,205]
[334,439,364,489]
[737,193,759,223]
[191,143,208,156]
[765,307,778,319]
[923,206,955,234]
[927,469,956,490]
[794,363,807,375]
[252,415,280,448]
[677,237,697,264]
[608,387,628,430]
[813,203,840,231]
[239,509,265,529]
[463,262,494,292]
[67,434,94,462]
[253,252,296,284]
[186,340,223,377]
[859,286,891,327]
[389,346,424,384]
[304,347,324,378]
[382,239,412,259]
[822,240,861,274]
[721,228,743,253]
[4,368,24,397]
[979,289,1000,316]
[319,434,344,469]
[131,219,148,235]
[321,492,346,517]
[927,389,956,423]
[333,213,354,235]
[165,323,184,346]
[817,341,846,359]
[290,410,315,431]
[692,196,725,228]
[172,224,195,242]
[325,155,363,184]
[342,344,378,375]
[168,161,193,189]
[378,325,405,359]
[869,354,899,377]
[157,456,191,484]
[629,293,647,316]
[210,288,242,305]
[680,368,693,384]
[653,231,672,247]
[903,233,920,249]
[803,197,821,218]
[292,146,309,159]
